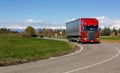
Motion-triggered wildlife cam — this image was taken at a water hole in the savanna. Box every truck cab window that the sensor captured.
[84,26,98,31]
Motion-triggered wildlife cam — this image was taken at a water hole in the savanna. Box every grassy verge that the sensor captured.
[100,36,120,43]
[0,33,78,66]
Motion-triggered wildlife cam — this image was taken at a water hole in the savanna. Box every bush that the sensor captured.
[32,34,37,37]
[21,34,32,38]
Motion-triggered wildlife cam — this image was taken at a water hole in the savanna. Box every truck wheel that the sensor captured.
[81,40,84,44]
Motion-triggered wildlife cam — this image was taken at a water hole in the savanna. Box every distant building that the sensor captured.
[42,28,52,34]
[39,28,66,37]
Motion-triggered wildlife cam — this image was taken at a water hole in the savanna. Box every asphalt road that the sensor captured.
[0,42,120,73]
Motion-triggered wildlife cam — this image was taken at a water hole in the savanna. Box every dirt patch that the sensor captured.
[101,40,120,43]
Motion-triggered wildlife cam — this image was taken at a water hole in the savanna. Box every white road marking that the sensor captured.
[43,38,84,60]
[63,43,83,57]
[64,45,120,73]
[49,43,83,60]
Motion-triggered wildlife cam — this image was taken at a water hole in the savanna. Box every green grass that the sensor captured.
[100,36,120,40]
[100,36,120,43]
[0,33,78,66]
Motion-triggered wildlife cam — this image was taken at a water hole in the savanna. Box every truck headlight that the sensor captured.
[84,38,87,40]
[97,38,99,40]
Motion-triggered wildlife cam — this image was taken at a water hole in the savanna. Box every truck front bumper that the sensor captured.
[82,38,99,43]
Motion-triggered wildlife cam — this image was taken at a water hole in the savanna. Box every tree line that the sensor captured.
[24,26,66,37]
[1,26,120,37]
[101,27,120,36]
[0,26,66,37]
[0,28,18,33]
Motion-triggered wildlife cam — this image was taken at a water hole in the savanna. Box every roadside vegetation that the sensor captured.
[100,36,120,43]
[0,26,119,66]
[0,33,78,66]
[100,27,120,36]
[100,36,120,40]
[100,27,120,43]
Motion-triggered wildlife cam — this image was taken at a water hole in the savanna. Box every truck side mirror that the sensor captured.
[98,28,101,31]
[99,28,101,31]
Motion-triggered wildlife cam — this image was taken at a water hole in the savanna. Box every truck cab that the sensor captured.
[80,18,100,43]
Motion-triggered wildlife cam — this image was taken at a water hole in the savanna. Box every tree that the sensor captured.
[0,28,11,33]
[112,27,117,35]
[118,28,120,33]
[25,26,35,35]
[101,27,111,36]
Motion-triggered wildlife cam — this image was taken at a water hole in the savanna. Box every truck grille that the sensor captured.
[87,31,96,40]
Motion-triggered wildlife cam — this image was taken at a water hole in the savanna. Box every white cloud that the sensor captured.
[8,25,27,29]
[110,24,120,29]
[1,16,120,30]
[96,16,108,20]
[26,19,34,22]
[46,26,66,29]
[66,18,76,22]
[25,19,41,23]
[3,19,65,30]
[95,16,120,29]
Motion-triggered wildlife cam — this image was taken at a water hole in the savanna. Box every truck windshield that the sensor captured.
[84,26,98,31]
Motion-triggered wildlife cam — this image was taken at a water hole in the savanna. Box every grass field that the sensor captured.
[0,34,78,66]
[100,36,120,43]
[53,36,120,43]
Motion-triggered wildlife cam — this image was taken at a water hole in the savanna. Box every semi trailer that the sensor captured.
[66,18,100,43]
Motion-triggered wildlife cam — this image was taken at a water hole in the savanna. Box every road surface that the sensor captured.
[0,42,120,73]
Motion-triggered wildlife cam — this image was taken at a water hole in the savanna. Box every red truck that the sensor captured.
[66,18,100,43]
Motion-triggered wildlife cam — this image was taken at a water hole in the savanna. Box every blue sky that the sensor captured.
[0,0,120,29]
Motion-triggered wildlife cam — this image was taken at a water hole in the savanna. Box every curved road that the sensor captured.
[0,42,120,73]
